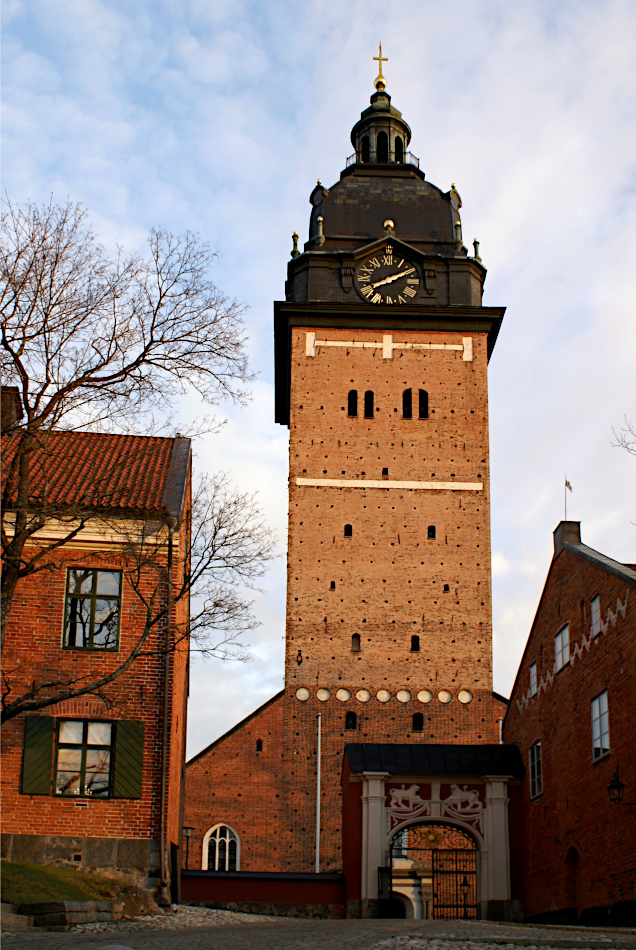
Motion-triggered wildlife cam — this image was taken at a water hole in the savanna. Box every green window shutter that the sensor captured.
[112,720,144,799]
[21,716,55,794]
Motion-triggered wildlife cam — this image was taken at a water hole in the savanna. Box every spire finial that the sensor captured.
[373,42,388,90]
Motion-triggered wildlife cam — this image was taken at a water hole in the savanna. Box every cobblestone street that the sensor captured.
[2,908,635,950]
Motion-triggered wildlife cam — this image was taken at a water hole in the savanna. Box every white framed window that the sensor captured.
[554,624,570,671]
[590,596,601,637]
[529,662,538,696]
[529,741,543,798]
[591,690,610,760]
[202,824,240,871]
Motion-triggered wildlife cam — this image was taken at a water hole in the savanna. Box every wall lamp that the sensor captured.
[607,769,636,814]
[183,826,195,869]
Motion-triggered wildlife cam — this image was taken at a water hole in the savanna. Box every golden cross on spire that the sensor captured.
[373,43,388,90]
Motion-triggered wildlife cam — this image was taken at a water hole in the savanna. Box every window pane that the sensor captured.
[218,838,227,869]
[96,571,121,596]
[92,599,119,647]
[56,770,82,795]
[87,722,112,746]
[68,569,94,595]
[208,839,217,870]
[85,750,111,796]
[59,721,84,744]
[228,839,237,871]
[66,598,91,647]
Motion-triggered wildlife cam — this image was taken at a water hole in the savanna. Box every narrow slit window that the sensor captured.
[256,739,263,752]
[348,390,358,417]
[351,633,361,652]
[554,624,570,671]
[427,525,436,539]
[419,389,429,419]
[410,634,420,653]
[591,690,609,760]
[590,596,601,637]
[402,389,412,419]
[529,662,538,696]
[412,712,424,732]
[529,741,543,798]
[377,131,388,163]
[344,523,353,537]
[330,581,336,590]
[364,391,374,418]
[345,711,357,730]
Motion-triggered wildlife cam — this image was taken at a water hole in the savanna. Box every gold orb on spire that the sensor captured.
[373,42,388,90]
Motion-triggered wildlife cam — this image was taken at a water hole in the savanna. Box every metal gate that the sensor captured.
[432,848,478,919]
[389,822,478,920]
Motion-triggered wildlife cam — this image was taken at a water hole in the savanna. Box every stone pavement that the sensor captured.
[2,910,636,950]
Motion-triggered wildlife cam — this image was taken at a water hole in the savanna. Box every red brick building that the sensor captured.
[1,430,191,901]
[184,68,521,920]
[504,521,636,925]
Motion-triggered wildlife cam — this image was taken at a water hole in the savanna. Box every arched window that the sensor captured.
[411,634,420,653]
[256,739,263,752]
[395,135,404,163]
[402,389,412,419]
[427,525,436,539]
[360,135,370,163]
[351,633,361,652]
[377,131,389,163]
[412,712,424,732]
[345,711,357,730]
[419,389,429,419]
[348,390,358,417]
[364,390,374,418]
[203,824,240,871]
[344,523,353,538]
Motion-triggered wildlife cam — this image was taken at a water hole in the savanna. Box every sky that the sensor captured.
[3,0,635,759]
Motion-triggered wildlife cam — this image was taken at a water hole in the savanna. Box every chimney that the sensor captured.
[1,387,23,433]
[553,521,581,558]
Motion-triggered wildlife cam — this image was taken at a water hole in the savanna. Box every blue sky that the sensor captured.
[4,0,635,757]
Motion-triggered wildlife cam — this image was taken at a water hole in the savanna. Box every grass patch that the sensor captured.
[1,862,157,917]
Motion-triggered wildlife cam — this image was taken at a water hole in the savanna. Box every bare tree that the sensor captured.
[613,417,636,456]
[1,198,275,721]
[1,198,264,655]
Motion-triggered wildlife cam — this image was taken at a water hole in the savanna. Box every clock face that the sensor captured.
[354,246,420,304]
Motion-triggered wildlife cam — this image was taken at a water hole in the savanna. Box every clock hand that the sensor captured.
[372,267,416,288]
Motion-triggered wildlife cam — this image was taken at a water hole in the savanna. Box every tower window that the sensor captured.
[348,390,358,417]
[395,135,404,163]
[344,523,353,538]
[410,634,420,653]
[377,131,388,163]
[443,584,450,593]
[412,712,424,732]
[364,391,374,418]
[345,711,357,730]
[360,135,370,163]
[419,389,429,419]
[351,633,361,652]
[427,525,436,539]
[256,739,263,752]
[330,581,336,590]
[402,389,412,419]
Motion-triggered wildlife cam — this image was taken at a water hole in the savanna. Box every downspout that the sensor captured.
[159,517,176,904]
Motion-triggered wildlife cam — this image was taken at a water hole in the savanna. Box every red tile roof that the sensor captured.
[1,431,190,517]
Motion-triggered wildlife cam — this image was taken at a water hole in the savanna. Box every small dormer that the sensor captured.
[349,46,414,167]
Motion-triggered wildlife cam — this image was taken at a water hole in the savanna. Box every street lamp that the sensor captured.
[460,875,470,919]
[183,826,194,870]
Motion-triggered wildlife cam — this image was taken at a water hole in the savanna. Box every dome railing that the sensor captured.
[346,151,420,169]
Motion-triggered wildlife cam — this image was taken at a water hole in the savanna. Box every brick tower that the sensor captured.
[273,64,506,870]
[185,60,509,890]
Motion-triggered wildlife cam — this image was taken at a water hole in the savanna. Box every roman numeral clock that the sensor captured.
[355,245,420,305]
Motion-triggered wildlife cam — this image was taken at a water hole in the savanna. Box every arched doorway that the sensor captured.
[388,822,478,920]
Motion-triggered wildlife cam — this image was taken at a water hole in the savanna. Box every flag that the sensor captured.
[565,478,573,492]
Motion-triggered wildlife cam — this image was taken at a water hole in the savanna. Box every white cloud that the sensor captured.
[3,0,635,757]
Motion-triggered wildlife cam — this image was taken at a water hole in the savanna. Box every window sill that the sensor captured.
[592,750,611,764]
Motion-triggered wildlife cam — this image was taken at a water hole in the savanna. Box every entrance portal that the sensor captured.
[389,822,478,920]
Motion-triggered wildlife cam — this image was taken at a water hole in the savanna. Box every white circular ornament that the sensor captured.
[316,688,331,702]
[356,689,371,703]
[396,690,412,703]
[458,689,473,704]
[376,689,391,703]
[417,690,433,703]
[438,689,453,704]
[296,688,311,702]
[336,688,351,702]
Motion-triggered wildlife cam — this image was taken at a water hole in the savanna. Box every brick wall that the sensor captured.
[504,546,636,921]
[184,321,507,874]
[1,529,188,864]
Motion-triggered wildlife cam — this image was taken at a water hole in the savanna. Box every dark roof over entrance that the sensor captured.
[345,743,525,778]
